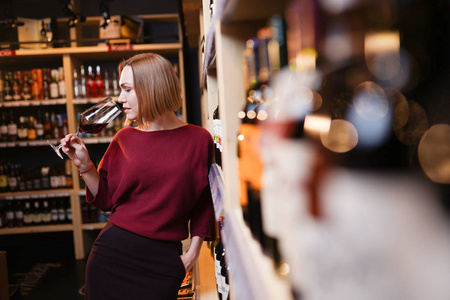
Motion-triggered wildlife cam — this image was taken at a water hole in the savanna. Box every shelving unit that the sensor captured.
[200,0,293,299]
[0,13,186,260]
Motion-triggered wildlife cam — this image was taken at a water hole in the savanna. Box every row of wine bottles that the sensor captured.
[0,198,72,228]
[0,64,121,103]
[80,199,110,224]
[0,68,66,102]
[0,109,125,143]
[0,160,72,193]
[213,218,229,300]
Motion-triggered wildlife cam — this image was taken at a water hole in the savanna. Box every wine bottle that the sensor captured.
[17,116,28,141]
[14,200,24,227]
[31,70,41,100]
[3,72,13,102]
[86,66,96,98]
[49,69,59,99]
[42,69,50,100]
[27,116,37,140]
[23,201,33,226]
[5,200,15,227]
[0,162,8,192]
[79,65,87,98]
[7,163,18,192]
[32,200,42,225]
[7,110,17,142]
[58,67,66,98]
[22,72,32,101]
[95,65,104,97]
[41,199,52,224]
[57,199,67,223]
[0,112,8,142]
[73,68,80,98]
[12,72,22,101]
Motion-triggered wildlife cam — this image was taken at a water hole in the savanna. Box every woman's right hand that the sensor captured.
[60,134,92,170]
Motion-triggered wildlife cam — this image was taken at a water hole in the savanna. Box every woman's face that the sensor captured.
[118,65,139,121]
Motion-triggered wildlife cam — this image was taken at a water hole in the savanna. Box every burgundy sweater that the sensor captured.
[86,124,216,242]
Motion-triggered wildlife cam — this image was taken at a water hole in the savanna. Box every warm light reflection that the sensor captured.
[393,100,428,146]
[365,31,400,56]
[312,92,323,111]
[353,81,389,121]
[237,134,245,141]
[320,119,358,153]
[304,114,331,137]
[238,111,246,119]
[247,110,257,119]
[418,124,450,184]
[324,25,352,63]
[296,48,317,71]
[257,110,268,121]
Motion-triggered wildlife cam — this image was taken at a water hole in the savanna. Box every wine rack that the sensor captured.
[0,13,186,260]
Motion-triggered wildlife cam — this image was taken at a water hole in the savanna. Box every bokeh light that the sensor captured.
[320,119,358,153]
[418,124,450,184]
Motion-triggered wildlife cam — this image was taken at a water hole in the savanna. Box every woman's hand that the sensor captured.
[60,134,92,170]
[180,236,205,273]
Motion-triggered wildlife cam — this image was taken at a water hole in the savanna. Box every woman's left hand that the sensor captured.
[180,252,196,273]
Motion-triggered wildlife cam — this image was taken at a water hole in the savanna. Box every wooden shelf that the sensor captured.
[0,224,73,235]
[82,222,107,230]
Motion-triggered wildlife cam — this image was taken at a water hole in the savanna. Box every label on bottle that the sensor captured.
[50,175,59,188]
[8,124,17,136]
[23,213,33,225]
[42,212,52,223]
[36,123,44,138]
[0,175,7,188]
[0,125,7,136]
[33,212,42,224]
[51,208,59,222]
[59,81,66,98]
[58,208,66,221]
[17,127,27,140]
[8,177,17,189]
[15,210,23,220]
[50,82,59,99]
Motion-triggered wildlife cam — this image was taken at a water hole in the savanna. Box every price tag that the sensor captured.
[0,49,16,57]
[108,44,134,52]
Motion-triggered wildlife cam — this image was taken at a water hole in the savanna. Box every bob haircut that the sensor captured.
[118,53,181,127]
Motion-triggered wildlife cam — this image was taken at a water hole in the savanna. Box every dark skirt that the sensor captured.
[85,222,186,300]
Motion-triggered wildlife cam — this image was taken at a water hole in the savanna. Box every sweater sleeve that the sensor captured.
[190,180,216,241]
[189,134,216,241]
[85,142,115,211]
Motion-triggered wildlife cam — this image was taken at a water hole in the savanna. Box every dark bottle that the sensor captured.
[5,200,15,227]
[3,72,13,102]
[41,200,52,224]
[22,72,32,101]
[42,69,50,100]
[40,166,51,190]
[32,70,41,100]
[0,70,3,103]
[32,200,42,225]
[0,202,5,228]
[0,112,8,142]
[213,105,222,166]
[58,67,66,98]
[12,72,22,101]
[33,170,42,190]
[43,112,52,140]
[7,110,17,142]
[23,201,33,226]
[57,199,67,223]
[35,111,44,140]
[50,199,59,223]
[0,162,8,192]
[7,163,18,192]
[25,171,34,191]
[14,200,24,227]
[65,160,73,188]
[17,116,28,141]
[65,200,72,223]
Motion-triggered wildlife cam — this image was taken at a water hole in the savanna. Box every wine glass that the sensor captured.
[48,97,123,159]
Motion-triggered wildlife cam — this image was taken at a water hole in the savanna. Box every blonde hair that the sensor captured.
[119,53,181,127]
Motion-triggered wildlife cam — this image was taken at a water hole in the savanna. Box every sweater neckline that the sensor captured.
[130,124,190,133]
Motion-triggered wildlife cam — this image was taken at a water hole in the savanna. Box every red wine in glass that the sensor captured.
[48,97,123,159]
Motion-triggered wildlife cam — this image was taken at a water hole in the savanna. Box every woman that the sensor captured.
[61,53,215,300]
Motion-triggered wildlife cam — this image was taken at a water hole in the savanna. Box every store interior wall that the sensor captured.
[0,0,202,125]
